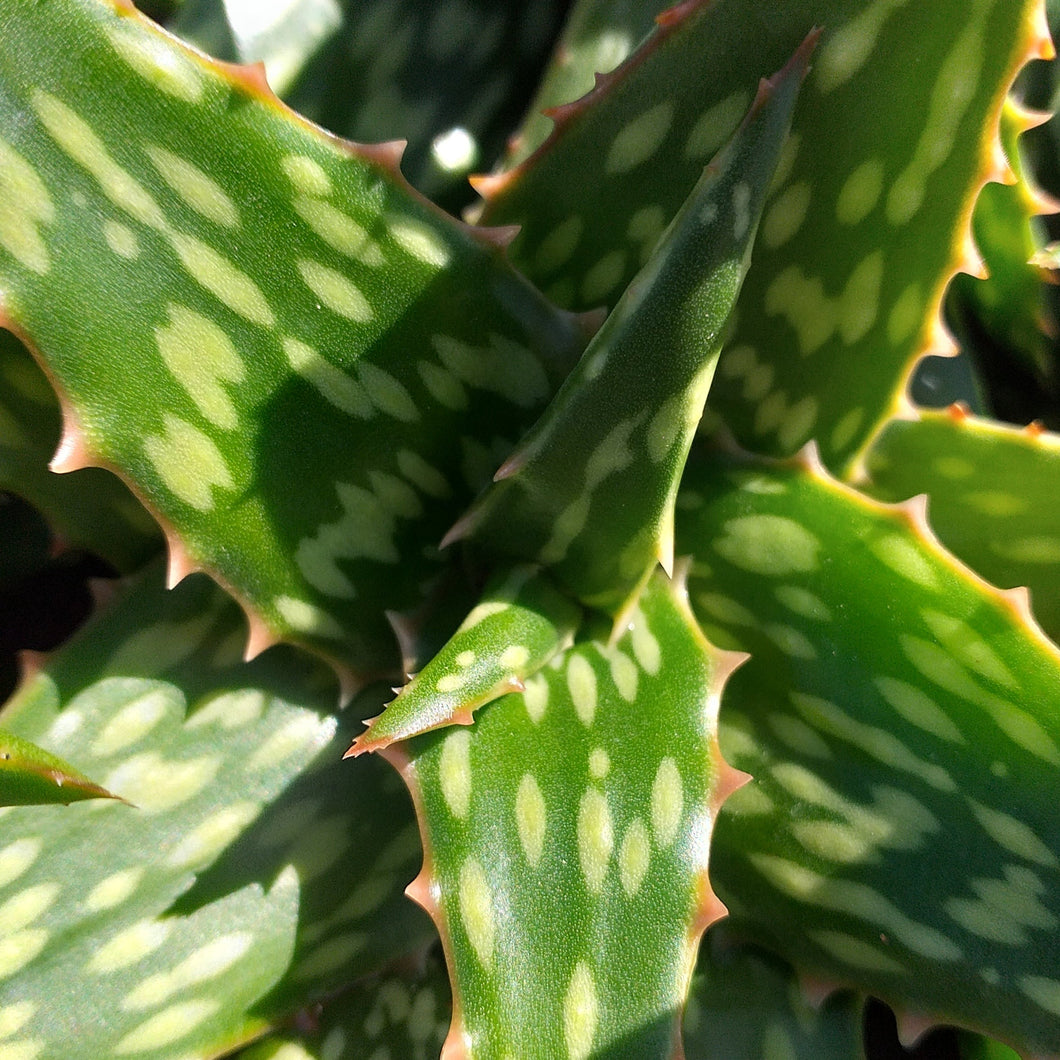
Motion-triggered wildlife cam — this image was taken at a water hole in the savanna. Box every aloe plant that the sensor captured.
[0,0,1058,1057]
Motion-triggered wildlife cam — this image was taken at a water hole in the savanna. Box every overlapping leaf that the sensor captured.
[949,101,1057,395]
[454,43,808,614]
[677,448,1060,1054]
[0,565,432,1059]
[685,922,866,1060]
[395,572,743,1058]
[0,0,586,676]
[233,956,451,1060]
[479,0,1049,473]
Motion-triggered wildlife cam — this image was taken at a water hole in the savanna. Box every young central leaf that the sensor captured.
[448,39,813,615]
[394,572,745,1060]
[348,565,580,754]
[0,0,585,675]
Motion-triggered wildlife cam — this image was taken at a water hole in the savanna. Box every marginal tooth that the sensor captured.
[895,492,931,533]
[439,508,479,550]
[946,401,971,423]
[1028,0,1055,60]
[1026,185,1060,218]
[217,58,272,97]
[87,575,119,610]
[1025,419,1047,438]
[957,230,988,279]
[243,609,280,662]
[334,662,364,707]
[894,1010,937,1049]
[467,223,521,250]
[985,135,1018,186]
[692,878,729,935]
[50,410,93,473]
[17,648,48,683]
[165,536,199,589]
[468,171,514,200]
[357,139,407,172]
[923,315,960,358]
[891,390,920,422]
[713,648,751,690]
[1008,100,1053,133]
[655,0,708,29]
[792,439,826,475]
[386,609,419,678]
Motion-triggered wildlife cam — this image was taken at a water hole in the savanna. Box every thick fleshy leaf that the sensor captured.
[453,46,808,614]
[0,0,585,675]
[0,565,431,1058]
[479,0,1050,472]
[172,0,570,209]
[865,407,1060,645]
[685,922,866,1060]
[676,448,1060,1055]
[0,726,118,806]
[0,327,162,571]
[394,572,744,1059]
[349,566,580,754]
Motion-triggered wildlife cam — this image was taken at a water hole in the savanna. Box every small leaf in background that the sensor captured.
[232,954,451,1060]
[685,921,866,1060]
[396,572,745,1059]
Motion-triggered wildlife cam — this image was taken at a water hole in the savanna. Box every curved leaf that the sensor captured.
[677,448,1060,1054]
[394,572,743,1059]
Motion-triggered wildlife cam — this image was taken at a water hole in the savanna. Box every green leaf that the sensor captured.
[479,0,1049,471]
[677,448,1060,1055]
[454,48,808,614]
[0,564,432,1058]
[0,0,585,675]
[350,565,580,754]
[397,572,744,1058]
[0,726,119,805]
[865,408,1060,644]
[172,0,570,209]
[709,0,1050,473]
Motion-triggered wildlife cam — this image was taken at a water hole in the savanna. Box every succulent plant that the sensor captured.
[0,0,1059,1057]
